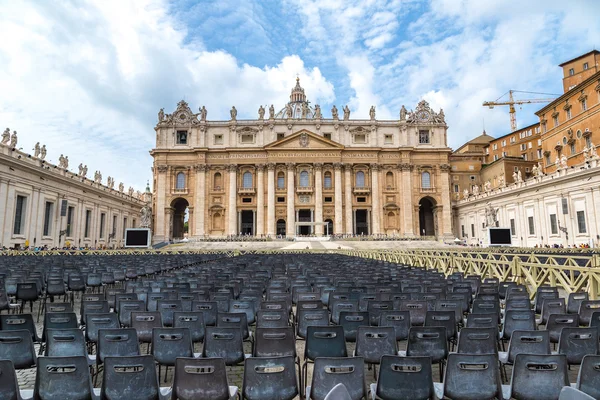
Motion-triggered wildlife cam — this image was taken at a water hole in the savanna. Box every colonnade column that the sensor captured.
[227,164,237,235]
[314,163,323,236]
[333,163,343,234]
[256,164,265,237]
[266,163,275,236]
[439,164,453,239]
[400,163,414,236]
[286,163,295,237]
[155,165,168,242]
[194,164,206,237]
[370,164,381,235]
[344,164,353,235]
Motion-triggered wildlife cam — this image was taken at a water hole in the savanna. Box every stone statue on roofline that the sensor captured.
[1,128,9,145]
[498,174,505,187]
[314,104,322,119]
[199,106,207,121]
[269,104,275,119]
[400,106,407,121]
[473,185,480,195]
[258,105,265,120]
[369,106,376,120]
[517,170,523,182]
[230,106,237,121]
[589,142,598,159]
[82,165,88,177]
[119,182,124,192]
[128,186,134,196]
[78,163,84,175]
[343,105,350,120]
[301,102,308,119]
[484,180,492,192]
[9,131,17,148]
[158,108,164,122]
[532,164,538,177]
[34,142,41,158]
[286,103,293,119]
[331,105,339,120]
[560,154,568,169]
[463,189,469,199]
[40,145,47,160]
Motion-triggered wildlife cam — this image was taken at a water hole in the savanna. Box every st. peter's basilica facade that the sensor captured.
[150,79,452,242]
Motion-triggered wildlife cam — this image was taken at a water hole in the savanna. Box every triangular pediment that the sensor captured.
[265,130,344,150]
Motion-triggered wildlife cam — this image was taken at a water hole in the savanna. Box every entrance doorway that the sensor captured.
[240,210,254,235]
[298,209,312,235]
[171,198,189,239]
[276,219,286,236]
[355,210,369,235]
[325,219,333,235]
[419,197,435,236]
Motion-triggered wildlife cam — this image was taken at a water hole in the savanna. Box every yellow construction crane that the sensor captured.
[483,90,559,132]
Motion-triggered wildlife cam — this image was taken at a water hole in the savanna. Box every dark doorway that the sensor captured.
[276,219,286,236]
[298,209,311,235]
[325,219,333,235]
[355,210,369,235]
[240,210,254,235]
[419,197,435,236]
[171,198,189,239]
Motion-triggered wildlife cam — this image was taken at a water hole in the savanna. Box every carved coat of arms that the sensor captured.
[299,132,309,147]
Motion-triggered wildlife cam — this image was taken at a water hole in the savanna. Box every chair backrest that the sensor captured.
[577,355,600,400]
[297,309,329,339]
[228,300,257,325]
[406,326,448,363]
[117,300,146,327]
[42,312,78,341]
[173,311,205,343]
[80,300,110,325]
[547,313,580,343]
[559,386,595,400]
[0,360,22,400]
[510,354,569,400]
[379,310,411,341]
[444,353,503,400]
[157,300,183,327]
[502,310,536,340]
[434,300,463,325]
[310,357,366,400]
[243,355,298,400]
[217,312,250,340]
[202,326,244,366]
[579,301,600,326]
[172,357,232,400]
[190,301,218,326]
[146,293,168,312]
[398,300,427,326]
[34,356,94,400]
[256,309,289,329]
[457,327,498,355]
[425,311,456,340]
[44,328,87,358]
[540,298,566,325]
[339,311,370,342]
[101,355,159,400]
[567,292,589,314]
[534,288,559,313]
[97,328,140,365]
[45,302,73,313]
[466,313,497,329]
[0,329,36,369]
[330,300,359,325]
[558,327,599,365]
[354,326,397,365]
[0,313,39,342]
[151,327,193,366]
[471,300,500,321]
[305,325,347,361]
[507,330,551,364]
[253,327,296,357]
[375,355,434,400]
[85,313,119,343]
[367,301,393,325]
[505,298,532,312]
[131,311,163,343]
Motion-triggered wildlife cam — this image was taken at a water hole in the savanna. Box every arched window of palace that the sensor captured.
[243,171,253,188]
[176,172,185,190]
[213,172,222,190]
[355,171,365,188]
[421,172,431,188]
[385,171,394,189]
[300,170,309,187]
[277,172,285,189]
[324,172,332,189]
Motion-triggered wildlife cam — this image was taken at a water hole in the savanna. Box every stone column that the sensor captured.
[314,163,324,236]
[286,163,295,237]
[266,163,276,236]
[439,164,453,240]
[370,164,381,235]
[155,165,168,242]
[194,164,206,237]
[256,164,265,237]
[344,164,353,234]
[400,164,414,237]
[227,164,237,235]
[334,163,343,234]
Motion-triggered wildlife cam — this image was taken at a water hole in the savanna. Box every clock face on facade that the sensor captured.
[416,110,431,122]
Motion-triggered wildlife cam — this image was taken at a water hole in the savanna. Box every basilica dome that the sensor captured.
[275,77,318,119]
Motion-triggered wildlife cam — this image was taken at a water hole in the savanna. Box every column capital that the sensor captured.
[399,163,413,171]
[156,165,168,173]
[286,162,296,171]
[344,163,353,172]
[256,164,265,172]
[440,163,451,171]
[370,163,380,171]
[333,162,343,171]
[228,164,238,172]
[266,162,276,171]
[314,163,323,171]
[194,164,207,172]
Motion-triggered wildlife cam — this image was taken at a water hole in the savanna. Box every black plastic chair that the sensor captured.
[534,288,559,314]
[131,311,163,345]
[242,356,298,400]
[457,327,498,355]
[171,357,239,400]
[443,353,504,400]
[425,310,457,343]
[0,329,36,370]
[85,313,120,351]
[372,355,436,400]
[546,313,579,343]
[34,356,97,400]
[466,313,497,329]
[537,298,566,325]
[579,300,600,326]
[379,310,411,341]
[576,355,600,400]
[501,310,536,342]
[0,313,41,343]
[118,300,146,327]
[510,353,569,400]
[16,283,39,317]
[173,311,205,344]
[398,300,427,326]
[354,326,397,379]
[308,357,366,400]
[152,327,194,382]
[339,311,370,342]
[101,355,162,399]
[367,300,393,326]
[297,309,330,339]
[96,328,140,384]
[331,300,359,325]
[190,301,218,326]
[256,309,289,329]
[0,359,23,400]
[567,292,589,314]
[302,325,348,397]
[403,326,448,381]
[557,327,598,366]
[498,330,551,380]
[157,300,183,327]
[253,327,297,358]
[80,300,110,326]
[44,328,90,367]
[202,326,245,366]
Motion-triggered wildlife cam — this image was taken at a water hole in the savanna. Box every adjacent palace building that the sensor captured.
[151,78,453,242]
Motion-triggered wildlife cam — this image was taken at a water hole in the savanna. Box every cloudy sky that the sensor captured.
[1,0,599,189]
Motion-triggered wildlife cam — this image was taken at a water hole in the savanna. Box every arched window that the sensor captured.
[300,170,309,187]
[385,171,394,188]
[355,171,365,188]
[277,172,285,189]
[213,172,222,190]
[176,172,185,189]
[324,172,332,189]
[421,172,431,188]
[242,171,253,188]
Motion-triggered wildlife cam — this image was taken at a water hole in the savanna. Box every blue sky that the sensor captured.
[1,0,599,189]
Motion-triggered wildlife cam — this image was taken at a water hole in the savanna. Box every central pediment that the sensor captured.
[265,130,344,150]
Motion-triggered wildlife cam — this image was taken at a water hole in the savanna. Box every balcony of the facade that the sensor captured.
[353,185,371,194]
[296,185,313,194]
[238,186,255,194]
[172,187,189,195]
[420,186,436,193]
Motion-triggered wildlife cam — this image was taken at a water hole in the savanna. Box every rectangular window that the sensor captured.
[577,211,587,233]
[242,198,252,203]
[542,122,547,133]
[493,155,499,161]
[277,196,285,203]
[132,219,136,228]
[553,115,559,127]
[84,210,92,238]
[461,225,465,237]
[13,195,27,235]
[453,184,459,192]
[523,154,528,161]
[354,134,366,144]
[324,196,333,203]
[66,206,75,237]
[384,134,393,144]
[43,201,54,236]
[537,149,542,159]
[214,134,223,145]
[520,143,526,151]
[418,130,430,144]
[502,151,507,157]
[240,134,254,143]
[277,133,285,140]
[176,130,188,145]
[123,217,128,238]
[323,133,332,140]
[569,68,574,76]
[493,144,498,150]
[502,140,506,147]
[528,216,535,235]
[112,215,117,236]
[570,143,575,154]
[510,218,516,236]
[470,224,475,237]
[357,197,366,203]
[583,62,589,70]
[566,108,571,119]
[550,214,558,235]
[99,213,106,238]
[582,99,587,111]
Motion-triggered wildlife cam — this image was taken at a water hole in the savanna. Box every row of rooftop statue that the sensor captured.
[1,127,145,199]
